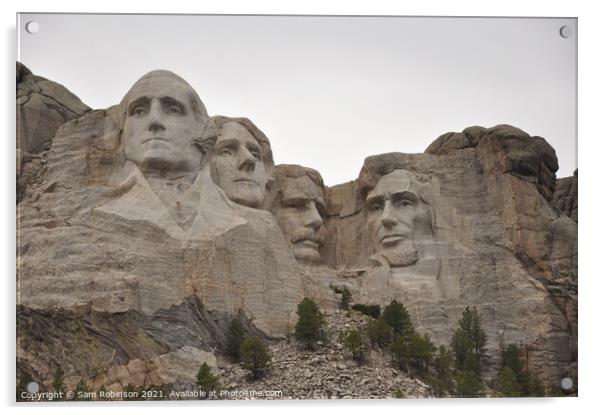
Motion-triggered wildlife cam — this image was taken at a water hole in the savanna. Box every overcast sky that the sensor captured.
[18,14,577,185]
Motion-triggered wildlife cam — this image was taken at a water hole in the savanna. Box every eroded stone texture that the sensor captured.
[17,68,576,394]
[17,71,304,390]
[17,62,90,200]
[268,164,327,265]
[210,116,274,209]
[314,127,576,386]
[553,170,578,222]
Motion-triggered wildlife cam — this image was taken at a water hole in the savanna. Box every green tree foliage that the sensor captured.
[382,300,415,338]
[497,343,546,397]
[366,317,392,347]
[455,370,483,398]
[196,362,219,399]
[341,329,367,364]
[225,318,246,362]
[330,285,352,310]
[390,332,435,375]
[351,304,381,319]
[294,298,325,350]
[240,336,272,380]
[451,306,487,375]
[74,379,93,400]
[434,345,454,394]
[52,367,67,400]
[407,333,436,375]
[498,366,522,397]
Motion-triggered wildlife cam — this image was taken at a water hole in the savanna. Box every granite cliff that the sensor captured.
[16,66,577,397]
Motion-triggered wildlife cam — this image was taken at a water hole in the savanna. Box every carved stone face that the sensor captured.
[122,77,202,173]
[273,176,325,264]
[210,122,268,208]
[365,169,427,267]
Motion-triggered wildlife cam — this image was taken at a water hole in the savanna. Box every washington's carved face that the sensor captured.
[365,169,426,267]
[273,176,325,264]
[122,78,202,173]
[210,122,268,208]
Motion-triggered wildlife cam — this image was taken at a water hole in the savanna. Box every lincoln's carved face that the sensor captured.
[272,175,325,264]
[365,169,429,267]
[210,121,268,208]
[122,77,202,173]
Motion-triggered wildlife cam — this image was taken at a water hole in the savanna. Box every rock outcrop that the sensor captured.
[553,170,578,222]
[17,62,90,200]
[16,68,577,397]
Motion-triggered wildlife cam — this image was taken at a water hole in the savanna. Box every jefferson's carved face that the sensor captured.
[210,122,268,208]
[122,78,202,173]
[272,176,325,264]
[365,169,426,267]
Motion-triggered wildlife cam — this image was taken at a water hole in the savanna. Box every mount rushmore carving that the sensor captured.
[17,67,577,393]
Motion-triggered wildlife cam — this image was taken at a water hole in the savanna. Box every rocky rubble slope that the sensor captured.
[216,310,432,400]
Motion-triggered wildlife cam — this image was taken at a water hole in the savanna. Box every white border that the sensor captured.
[3,1,599,415]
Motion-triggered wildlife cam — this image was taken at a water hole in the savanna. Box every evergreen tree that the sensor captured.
[382,300,415,339]
[330,285,352,310]
[341,329,367,364]
[451,306,487,375]
[196,362,219,399]
[74,379,92,400]
[366,317,392,347]
[225,318,246,362]
[434,345,454,392]
[351,304,381,319]
[498,366,522,397]
[455,370,483,398]
[240,336,271,380]
[51,368,67,400]
[407,333,436,375]
[294,298,325,350]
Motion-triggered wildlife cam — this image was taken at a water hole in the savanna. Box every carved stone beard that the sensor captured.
[376,239,419,268]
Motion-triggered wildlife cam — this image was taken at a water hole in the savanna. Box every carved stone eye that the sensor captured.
[132,107,146,116]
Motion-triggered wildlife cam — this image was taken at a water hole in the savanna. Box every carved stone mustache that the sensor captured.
[290,227,325,246]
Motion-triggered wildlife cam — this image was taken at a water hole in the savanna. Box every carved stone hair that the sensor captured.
[212,116,275,172]
[272,164,324,190]
[358,153,431,203]
[117,70,217,154]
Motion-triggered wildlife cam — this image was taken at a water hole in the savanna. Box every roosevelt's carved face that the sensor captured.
[365,169,427,267]
[122,78,202,173]
[210,122,268,208]
[273,175,325,264]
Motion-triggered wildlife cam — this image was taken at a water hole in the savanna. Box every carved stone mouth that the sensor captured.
[296,239,320,250]
[142,137,168,144]
[234,178,258,185]
[380,234,406,246]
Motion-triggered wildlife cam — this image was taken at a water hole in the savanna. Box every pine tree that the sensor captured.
[498,366,522,397]
[407,333,436,375]
[294,298,325,350]
[51,368,67,400]
[341,329,367,364]
[225,318,246,362]
[351,304,381,319]
[240,336,271,380]
[455,370,483,397]
[74,379,92,400]
[451,306,487,375]
[196,362,219,399]
[382,300,415,339]
[366,317,392,347]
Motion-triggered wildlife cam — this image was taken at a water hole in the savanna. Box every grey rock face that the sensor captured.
[16,62,90,200]
[553,170,578,222]
[17,69,576,394]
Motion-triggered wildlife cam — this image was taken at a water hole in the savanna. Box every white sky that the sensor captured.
[17,14,577,185]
